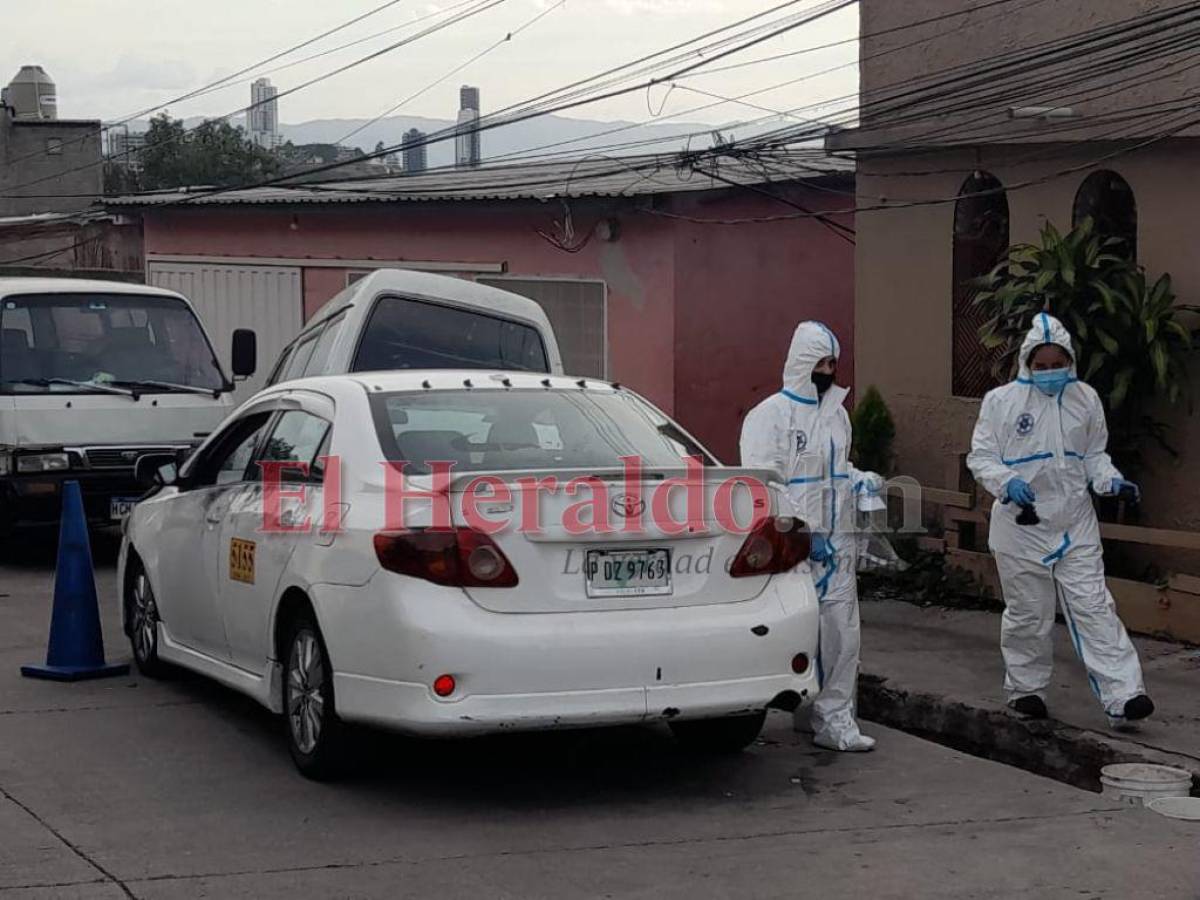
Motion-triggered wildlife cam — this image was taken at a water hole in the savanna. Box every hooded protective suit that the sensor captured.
[967,313,1145,720]
[740,321,880,751]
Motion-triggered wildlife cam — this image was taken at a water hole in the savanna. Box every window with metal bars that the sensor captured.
[1073,170,1137,262]
[952,172,1010,398]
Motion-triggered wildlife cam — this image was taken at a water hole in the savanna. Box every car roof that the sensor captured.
[306,269,554,333]
[268,369,618,397]
[0,277,188,301]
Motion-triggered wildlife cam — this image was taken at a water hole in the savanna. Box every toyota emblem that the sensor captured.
[611,494,645,518]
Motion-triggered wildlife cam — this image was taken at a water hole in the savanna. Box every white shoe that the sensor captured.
[813,731,876,752]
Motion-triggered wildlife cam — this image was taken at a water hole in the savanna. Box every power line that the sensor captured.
[157,0,858,207]
[3,0,509,194]
[331,0,569,149]
[649,108,1200,227]
[3,0,414,169]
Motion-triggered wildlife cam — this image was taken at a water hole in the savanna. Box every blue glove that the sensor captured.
[1112,478,1140,502]
[1005,478,1036,506]
[810,534,834,563]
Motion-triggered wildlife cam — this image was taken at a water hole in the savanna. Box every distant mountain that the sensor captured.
[127,112,817,170]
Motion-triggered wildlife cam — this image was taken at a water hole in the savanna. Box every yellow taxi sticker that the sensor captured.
[229,538,256,584]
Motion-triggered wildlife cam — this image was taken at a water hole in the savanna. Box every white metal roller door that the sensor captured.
[147,262,303,398]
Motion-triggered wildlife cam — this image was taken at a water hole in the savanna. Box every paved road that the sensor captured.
[1,533,1196,899]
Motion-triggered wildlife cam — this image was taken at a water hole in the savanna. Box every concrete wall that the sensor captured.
[858,0,1200,139]
[671,186,855,462]
[0,111,102,216]
[139,185,855,463]
[856,140,1200,529]
[0,218,143,273]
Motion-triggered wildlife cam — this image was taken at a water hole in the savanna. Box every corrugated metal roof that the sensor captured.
[106,152,853,209]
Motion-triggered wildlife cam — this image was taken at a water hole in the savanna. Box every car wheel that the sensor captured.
[669,711,767,754]
[127,567,167,678]
[283,612,345,780]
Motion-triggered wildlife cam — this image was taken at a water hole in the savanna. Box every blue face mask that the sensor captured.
[1030,367,1071,396]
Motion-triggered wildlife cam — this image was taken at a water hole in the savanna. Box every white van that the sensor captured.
[0,278,255,530]
[263,269,563,387]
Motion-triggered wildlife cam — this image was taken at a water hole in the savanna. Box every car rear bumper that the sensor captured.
[316,567,820,737]
[333,671,814,737]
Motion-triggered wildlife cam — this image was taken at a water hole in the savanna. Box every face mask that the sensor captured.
[812,371,835,396]
[1030,367,1071,396]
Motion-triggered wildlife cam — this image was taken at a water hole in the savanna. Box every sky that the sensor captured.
[1,0,859,129]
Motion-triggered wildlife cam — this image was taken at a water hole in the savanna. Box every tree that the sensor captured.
[851,386,896,476]
[134,113,281,191]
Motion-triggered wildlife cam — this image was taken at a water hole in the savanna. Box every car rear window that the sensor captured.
[351,295,549,374]
[370,389,713,474]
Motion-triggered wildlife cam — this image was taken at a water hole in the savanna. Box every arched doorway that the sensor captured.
[1073,170,1137,261]
[952,172,1010,398]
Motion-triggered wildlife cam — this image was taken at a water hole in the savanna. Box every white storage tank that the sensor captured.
[2,65,57,120]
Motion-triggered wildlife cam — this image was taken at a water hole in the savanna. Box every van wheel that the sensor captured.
[127,568,167,678]
[669,711,767,754]
[283,611,345,780]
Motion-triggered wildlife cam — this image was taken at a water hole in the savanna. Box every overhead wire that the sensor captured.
[3,0,510,194]
[3,0,415,169]
[150,0,858,206]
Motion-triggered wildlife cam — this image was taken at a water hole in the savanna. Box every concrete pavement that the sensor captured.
[1,536,1197,898]
[860,599,1200,789]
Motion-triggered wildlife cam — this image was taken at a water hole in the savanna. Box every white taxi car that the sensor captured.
[119,372,818,779]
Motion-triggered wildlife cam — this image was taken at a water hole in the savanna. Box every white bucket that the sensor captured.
[1147,796,1200,821]
[1100,763,1193,807]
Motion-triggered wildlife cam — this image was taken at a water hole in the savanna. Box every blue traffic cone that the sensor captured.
[21,481,129,681]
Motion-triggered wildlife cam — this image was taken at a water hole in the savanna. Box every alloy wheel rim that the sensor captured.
[131,574,157,662]
[287,630,325,755]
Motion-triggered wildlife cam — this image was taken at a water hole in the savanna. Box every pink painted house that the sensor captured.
[109,155,855,463]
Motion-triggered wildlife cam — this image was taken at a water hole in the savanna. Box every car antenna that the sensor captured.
[422,379,432,389]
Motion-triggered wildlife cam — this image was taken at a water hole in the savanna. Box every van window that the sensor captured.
[0,293,224,393]
[282,332,320,381]
[352,295,549,374]
[265,344,293,387]
[303,312,345,376]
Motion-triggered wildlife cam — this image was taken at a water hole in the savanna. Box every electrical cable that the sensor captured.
[4,0,509,193]
[4,0,414,169]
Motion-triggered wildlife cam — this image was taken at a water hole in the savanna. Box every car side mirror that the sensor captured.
[231,329,257,380]
[135,453,179,489]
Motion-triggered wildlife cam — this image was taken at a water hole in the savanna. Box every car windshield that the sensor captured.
[0,292,225,394]
[370,389,714,474]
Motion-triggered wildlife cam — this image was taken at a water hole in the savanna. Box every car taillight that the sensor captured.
[374,528,519,587]
[729,516,810,578]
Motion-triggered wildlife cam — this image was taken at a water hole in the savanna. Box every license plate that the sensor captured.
[109,497,139,520]
[585,549,672,598]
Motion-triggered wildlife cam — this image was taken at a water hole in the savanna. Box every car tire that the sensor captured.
[669,711,767,754]
[127,565,168,678]
[282,611,345,781]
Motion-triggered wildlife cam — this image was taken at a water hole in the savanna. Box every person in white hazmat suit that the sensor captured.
[967,312,1154,728]
[740,321,883,752]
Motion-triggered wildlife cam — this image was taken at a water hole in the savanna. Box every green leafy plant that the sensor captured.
[972,218,1200,465]
[851,385,896,475]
